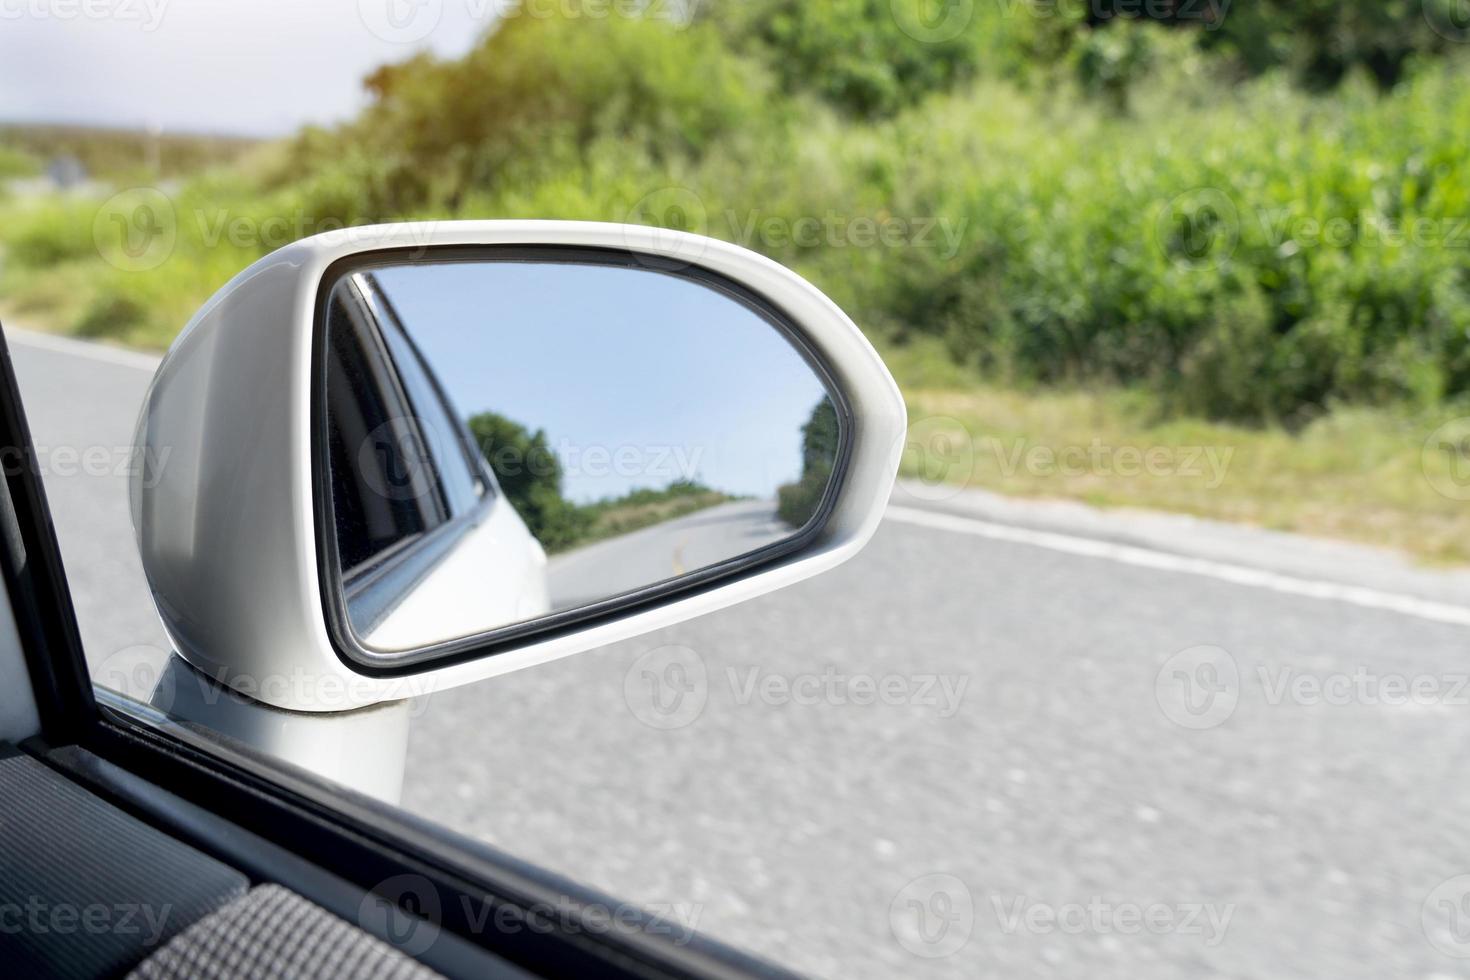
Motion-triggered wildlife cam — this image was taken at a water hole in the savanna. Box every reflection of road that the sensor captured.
[15,329,1470,980]
[547,500,789,609]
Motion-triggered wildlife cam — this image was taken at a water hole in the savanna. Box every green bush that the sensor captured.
[74,291,148,339]
[1196,0,1457,90]
[5,198,98,267]
[0,146,40,180]
[709,0,985,120]
[777,399,839,527]
[5,10,1470,430]
[286,13,774,213]
[788,57,1470,423]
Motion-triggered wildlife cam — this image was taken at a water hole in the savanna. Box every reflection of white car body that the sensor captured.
[333,272,551,652]
[367,494,549,650]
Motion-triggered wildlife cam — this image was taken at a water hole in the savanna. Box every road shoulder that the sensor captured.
[891,479,1470,611]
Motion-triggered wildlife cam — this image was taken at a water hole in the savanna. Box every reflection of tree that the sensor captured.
[777,398,838,528]
[470,412,736,553]
[469,412,591,552]
[579,480,732,545]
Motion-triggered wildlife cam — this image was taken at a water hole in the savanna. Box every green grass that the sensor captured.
[0,179,293,349]
[2,180,1463,565]
[0,124,261,181]
[885,337,1470,564]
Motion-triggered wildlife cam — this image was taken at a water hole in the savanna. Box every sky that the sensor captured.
[371,261,830,503]
[0,0,495,135]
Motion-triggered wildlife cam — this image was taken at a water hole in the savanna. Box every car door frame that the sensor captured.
[0,321,799,980]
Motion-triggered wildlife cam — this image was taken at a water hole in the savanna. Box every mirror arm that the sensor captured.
[149,655,413,803]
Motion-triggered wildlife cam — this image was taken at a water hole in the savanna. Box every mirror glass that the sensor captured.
[321,254,844,657]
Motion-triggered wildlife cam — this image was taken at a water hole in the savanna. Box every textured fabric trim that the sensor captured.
[129,884,443,980]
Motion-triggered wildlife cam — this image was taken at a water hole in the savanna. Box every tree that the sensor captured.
[466,411,590,552]
[709,0,981,120]
[777,398,839,527]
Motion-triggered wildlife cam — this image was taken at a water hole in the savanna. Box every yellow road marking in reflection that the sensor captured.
[673,538,688,576]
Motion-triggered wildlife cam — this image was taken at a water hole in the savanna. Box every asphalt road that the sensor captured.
[12,329,1470,980]
[548,499,790,609]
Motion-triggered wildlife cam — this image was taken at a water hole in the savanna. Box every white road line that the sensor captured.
[885,504,1470,627]
[5,329,162,373]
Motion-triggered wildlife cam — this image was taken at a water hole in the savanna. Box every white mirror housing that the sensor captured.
[132,222,905,712]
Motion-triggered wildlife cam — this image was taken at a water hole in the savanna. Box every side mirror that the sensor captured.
[133,222,905,713]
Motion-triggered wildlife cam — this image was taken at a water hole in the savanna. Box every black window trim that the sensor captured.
[0,316,800,980]
[356,270,496,507]
[333,273,492,634]
[336,271,452,536]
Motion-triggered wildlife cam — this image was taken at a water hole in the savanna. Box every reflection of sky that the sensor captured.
[373,262,828,503]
